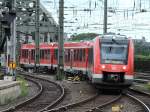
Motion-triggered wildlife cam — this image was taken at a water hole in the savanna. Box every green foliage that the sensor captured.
[0,72,4,80]
[134,41,150,62]
[16,76,29,97]
[144,83,150,91]
[135,55,150,61]
[70,33,99,41]
[134,42,150,56]
[5,97,13,105]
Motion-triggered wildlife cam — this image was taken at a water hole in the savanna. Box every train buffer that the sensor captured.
[112,104,123,112]
[67,76,81,81]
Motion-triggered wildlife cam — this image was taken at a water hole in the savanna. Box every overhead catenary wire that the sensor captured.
[43,0,150,41]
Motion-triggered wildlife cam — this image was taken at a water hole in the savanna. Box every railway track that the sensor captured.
[44,92,121,112]
[43,76,150,112]
[45,91,150,112]
[2,71,65,112]
[125,88,150,112]
[128,72,150,112]
[83,88,150,112]
[135,72,150,79]
[3,70,149,112]
[1,75,42,112]
[98,91,150,112]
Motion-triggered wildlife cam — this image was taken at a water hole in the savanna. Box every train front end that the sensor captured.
[92,35,134,89]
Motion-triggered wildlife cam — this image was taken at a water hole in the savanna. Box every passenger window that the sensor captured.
[40,50,44,59]
[31,50,35,60]
[54,49,58,59]
[47,50,50,60]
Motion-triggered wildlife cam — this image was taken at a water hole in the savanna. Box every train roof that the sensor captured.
[101,34,127,39]
[21,43,35,49]
[98,34,133,44]
[64,41,93,48]
[21,41,93,49]
[98,34,133,40]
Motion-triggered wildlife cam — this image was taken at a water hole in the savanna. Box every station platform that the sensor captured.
[0,80,21,105]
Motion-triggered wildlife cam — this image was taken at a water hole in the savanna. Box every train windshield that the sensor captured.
[101,43,128,64]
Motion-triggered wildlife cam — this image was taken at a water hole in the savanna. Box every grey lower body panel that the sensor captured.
[91,74,133,89]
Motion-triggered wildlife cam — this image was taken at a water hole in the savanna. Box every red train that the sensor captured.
[20,35,134,89]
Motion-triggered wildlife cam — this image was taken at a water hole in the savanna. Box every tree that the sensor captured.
[70,33,99,41]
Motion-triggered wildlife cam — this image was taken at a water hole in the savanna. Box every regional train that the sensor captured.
[20,34,134,89]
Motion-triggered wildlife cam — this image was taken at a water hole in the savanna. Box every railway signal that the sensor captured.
[9,62,16,69]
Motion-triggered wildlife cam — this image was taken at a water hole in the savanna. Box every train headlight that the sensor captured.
[123,66,126,70]
[113,36,116,39]
[102,65,105,69]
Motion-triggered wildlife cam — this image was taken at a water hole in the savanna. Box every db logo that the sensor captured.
[111,66,117,70]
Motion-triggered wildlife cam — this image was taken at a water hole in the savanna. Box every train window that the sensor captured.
[21,50,23,58]
[88,49,90,63]
[79,49,82,61]
[22,50,28,58]
[75,49,78,61]
[40,50,45,59]
[23,50,25,58]
[82,49,85,61]
[65,49,67,62]
[65,49,70,62]
[73,50,76,61]
[40,50,41,59]
[74,49,76,61]
[40,50,42,59]
[78,49,80,61]
[31,50,35,60]
[21,50,24,58]
[101,44,128,64]
[42,50,45,59]
[88,48,93,64]
[44,50,50,60]
[79,49,80,61]
[47,50,50,60]
[54,49,58,59]
[68,49,70,62]
[76,49,78,61]
[26,50,28,58]
[44,50,47,59]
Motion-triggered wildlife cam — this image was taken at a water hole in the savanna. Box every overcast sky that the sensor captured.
[41,0,150,41]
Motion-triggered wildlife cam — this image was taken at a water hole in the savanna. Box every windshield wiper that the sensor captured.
[112,38,120,45]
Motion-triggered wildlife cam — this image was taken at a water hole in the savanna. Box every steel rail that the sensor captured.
[84,94,122,112]
[1,70,65,112]
[1,75,43,112]
[44,93,99,112]
[126,89,150,112]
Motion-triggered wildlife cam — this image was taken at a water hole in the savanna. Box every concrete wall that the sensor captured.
[0,81,21,105]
